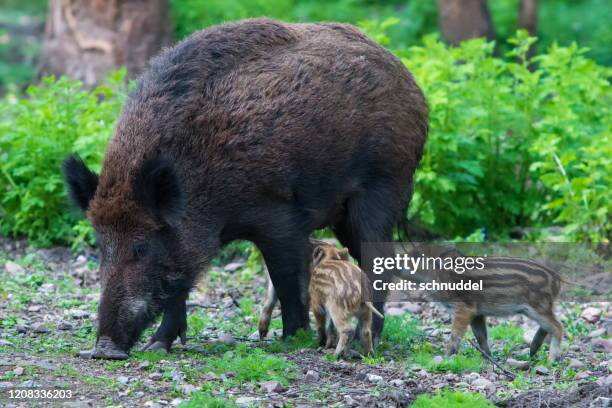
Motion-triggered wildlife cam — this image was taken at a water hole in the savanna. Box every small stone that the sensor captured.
[148,373,162,380]
[596,374,612,387]
[343,395,359,406]
[58,321,73,330]
[506,358,530,370]
[389,379,405,387]
[224,262,244,272]
[70,309,90,319]
[16,325,28,334]
[117,376,129,385]
[0,382,14,389]
[471,378,495,394]
[261,380,283,393]
[235,397,259,406]
[534,365,549,375]
[432,355,444,365]
[170,399,183,406]
[40,283,55,293]
[523,329,537,345]
[305,370,320,381]
[13,367,24,376]
[582,307,602,323]
[138,361,151,370]
[587,328,606,338]
[27,305,41,312]
[366,373,383,384]
[464,372,481,383]
[589,396,610,408]
[74,255,87,266]
[248,330,260,340]
[575,371,591,380]
[225,371,236,378]
[403,302,422,313]
[217,332,235,345]
[19,380,37,387]
[568,359,585,369]
[135,391,145,398]
[385,307,405,316]
[31,323,48,333]
[180,384,196,395]
[591,338,612,353]
[5,261,24,274]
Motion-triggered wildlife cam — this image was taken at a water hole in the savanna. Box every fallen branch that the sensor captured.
[468,338,516,380]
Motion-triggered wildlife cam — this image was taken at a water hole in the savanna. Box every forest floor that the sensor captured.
[0,237,610,407]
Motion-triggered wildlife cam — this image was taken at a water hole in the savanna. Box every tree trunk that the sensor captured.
[519,0,538,60]
[518,0,537,36]
[39,0,171,88]
[437,0,495,45]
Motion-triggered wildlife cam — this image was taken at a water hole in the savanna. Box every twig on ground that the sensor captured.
[468,339,516,380]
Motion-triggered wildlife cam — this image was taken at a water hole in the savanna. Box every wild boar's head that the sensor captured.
[62,154,190,356]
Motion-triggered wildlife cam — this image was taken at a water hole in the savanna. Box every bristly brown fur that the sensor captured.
[64,18,428,355]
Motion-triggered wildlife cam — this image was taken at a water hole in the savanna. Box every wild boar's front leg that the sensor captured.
[257,236,310,338]
[141,293,188,352]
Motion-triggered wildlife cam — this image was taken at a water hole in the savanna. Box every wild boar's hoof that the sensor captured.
[140,339,171,353]
[91,337,129,360]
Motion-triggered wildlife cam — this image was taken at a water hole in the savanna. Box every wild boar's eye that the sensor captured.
[133,242,149,261]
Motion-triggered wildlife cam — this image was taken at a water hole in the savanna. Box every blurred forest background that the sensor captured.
[0,0,610,251]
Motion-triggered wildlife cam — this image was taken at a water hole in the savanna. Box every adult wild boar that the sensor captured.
[63,19,427,359]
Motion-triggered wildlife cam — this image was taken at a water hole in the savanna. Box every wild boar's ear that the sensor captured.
[133,157,184,226]
[62,155,99,212]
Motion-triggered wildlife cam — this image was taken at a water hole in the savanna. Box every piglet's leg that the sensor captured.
[141,293,188,352]
[446,304,475,355]
[470,315,491,356]
[258,274,278,340]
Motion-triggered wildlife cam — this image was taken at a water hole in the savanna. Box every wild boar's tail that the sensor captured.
[365,302,384,319]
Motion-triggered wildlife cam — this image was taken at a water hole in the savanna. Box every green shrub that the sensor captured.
[0,71,127,246]
[400,31,611,241]
[1,27,609,248]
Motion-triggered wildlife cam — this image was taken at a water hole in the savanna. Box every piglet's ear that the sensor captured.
[338,248,350,261]
[133,156,184,226]
[62,155,99,212]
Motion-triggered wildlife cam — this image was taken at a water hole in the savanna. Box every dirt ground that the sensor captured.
[0,237,610,407]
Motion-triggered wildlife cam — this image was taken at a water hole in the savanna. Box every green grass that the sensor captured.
[490,322,524,344]
[382,314,424,348]
[203,343,297,385]
[411,344,484,374]
[179,391,237,408]
[411,390,495,408]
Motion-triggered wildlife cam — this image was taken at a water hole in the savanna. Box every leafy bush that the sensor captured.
[1,27,609,247]
[0,71,127,246]
[399,31,611,241]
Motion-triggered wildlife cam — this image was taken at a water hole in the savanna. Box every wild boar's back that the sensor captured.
[98,18,428,226]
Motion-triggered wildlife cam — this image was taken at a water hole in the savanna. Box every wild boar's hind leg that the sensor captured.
[257,236,311,338]
[141,293,188,352]
[332,183,403,342]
